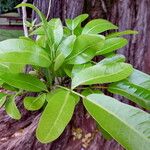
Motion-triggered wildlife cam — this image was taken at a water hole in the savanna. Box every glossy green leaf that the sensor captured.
[83,94,150,150]
[108,69,150,110]
[0,62,24,75]
[5,96,21,120]
[81,88,103,97]
[106,30,138,39]
[72,63,92,77]
[0,73,47,92]
[48,19,63,47]
[0,93,7,107]
[82,19,118,34]
[16,3,46,24]
[2,83,18,91]
[36,88,78,143]
[0,39,51,67]
[66,34,105,64]
[66,14,88,30]
[54,35,76,71]
[96,37,128,55]
[72,62,133,89]
[99,54,126,65]
[97,124,112,140]
[24,94,46,111]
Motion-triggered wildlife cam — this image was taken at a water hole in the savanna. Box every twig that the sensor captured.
[22,0,28,37]
[46,0,52,20]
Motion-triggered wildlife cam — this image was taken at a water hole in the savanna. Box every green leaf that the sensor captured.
[66,34,105,64]
[106,30,138,39]
[96,38,128,55]
[0,39,51,67]
[2,83,18,91]
[97,124,112,140]
[0,93,7,107]
[0,62,24,75]
[66,14,88,30]
[72,63,92,77]
[54,35,76,71]
[16,3,46,24]
[82,19,118,34]
[72,62,133,89]
[36,88,78,143]
[83,94,150,150]
[108,69,150,110]
[24,94,46,111]
[5,96,21,120]
[81,88,103,97]
[0,73,47,92]
[48,19,63,47]
[99,54,126,65]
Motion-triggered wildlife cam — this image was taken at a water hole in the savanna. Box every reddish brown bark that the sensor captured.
[0,0,150,149]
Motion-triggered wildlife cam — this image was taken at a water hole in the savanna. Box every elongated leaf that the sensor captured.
[108,69,150,110]
[0,73,47,92]
[0,63,24,75]
[66,34,105,64]
[97,124,112,140]
[96,38,128,55]
[106,30,138,38]
[24,94,46,111]
[66,14,88,30]
[5,96,21,120]
[16,3,46,24]
[72,63,92,77]
[83,94,150,150]
[72,62,133,89]
[0,93,7,107]
[54,35,76,71]
[82,19,118,34]
[48,19,63,47]
[0,39,51,67]
[99,55,126,65]
[36,88,78,143]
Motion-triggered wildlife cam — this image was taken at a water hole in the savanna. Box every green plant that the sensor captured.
[0,3,149,150]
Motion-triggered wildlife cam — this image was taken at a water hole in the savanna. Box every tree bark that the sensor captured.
[0,0,150,150]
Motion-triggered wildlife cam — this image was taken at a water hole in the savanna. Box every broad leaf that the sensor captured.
[54,35,76,71]
[24,94,46,111]
[81,88,103,96]
[106,30,138,38]
[71,63,92,77]
[108,69,150,110]
[0,93,7,107]
[83,94,150,150]
[82,19,118,34]
[0,73,47,92]
[0,39,51,67]
[47,19,63,47]
[96,37,128,55]
[36,88,78,143]
[72,62,133,89]
[5,96,21,120]
[66,14,88,30]
[0,63,24,75]
[99,55,126,65]
[66,34,105,64]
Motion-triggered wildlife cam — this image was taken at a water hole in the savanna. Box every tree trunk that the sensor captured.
[0,0,150,150]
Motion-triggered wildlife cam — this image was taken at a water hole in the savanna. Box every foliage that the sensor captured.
[0,0,20,14]
[0,3,149,150]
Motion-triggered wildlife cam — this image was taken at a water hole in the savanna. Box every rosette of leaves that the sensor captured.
[0,3,149,150]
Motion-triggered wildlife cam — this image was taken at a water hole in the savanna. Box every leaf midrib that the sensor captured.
[44,91,70,141]
[86,97,150,145]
